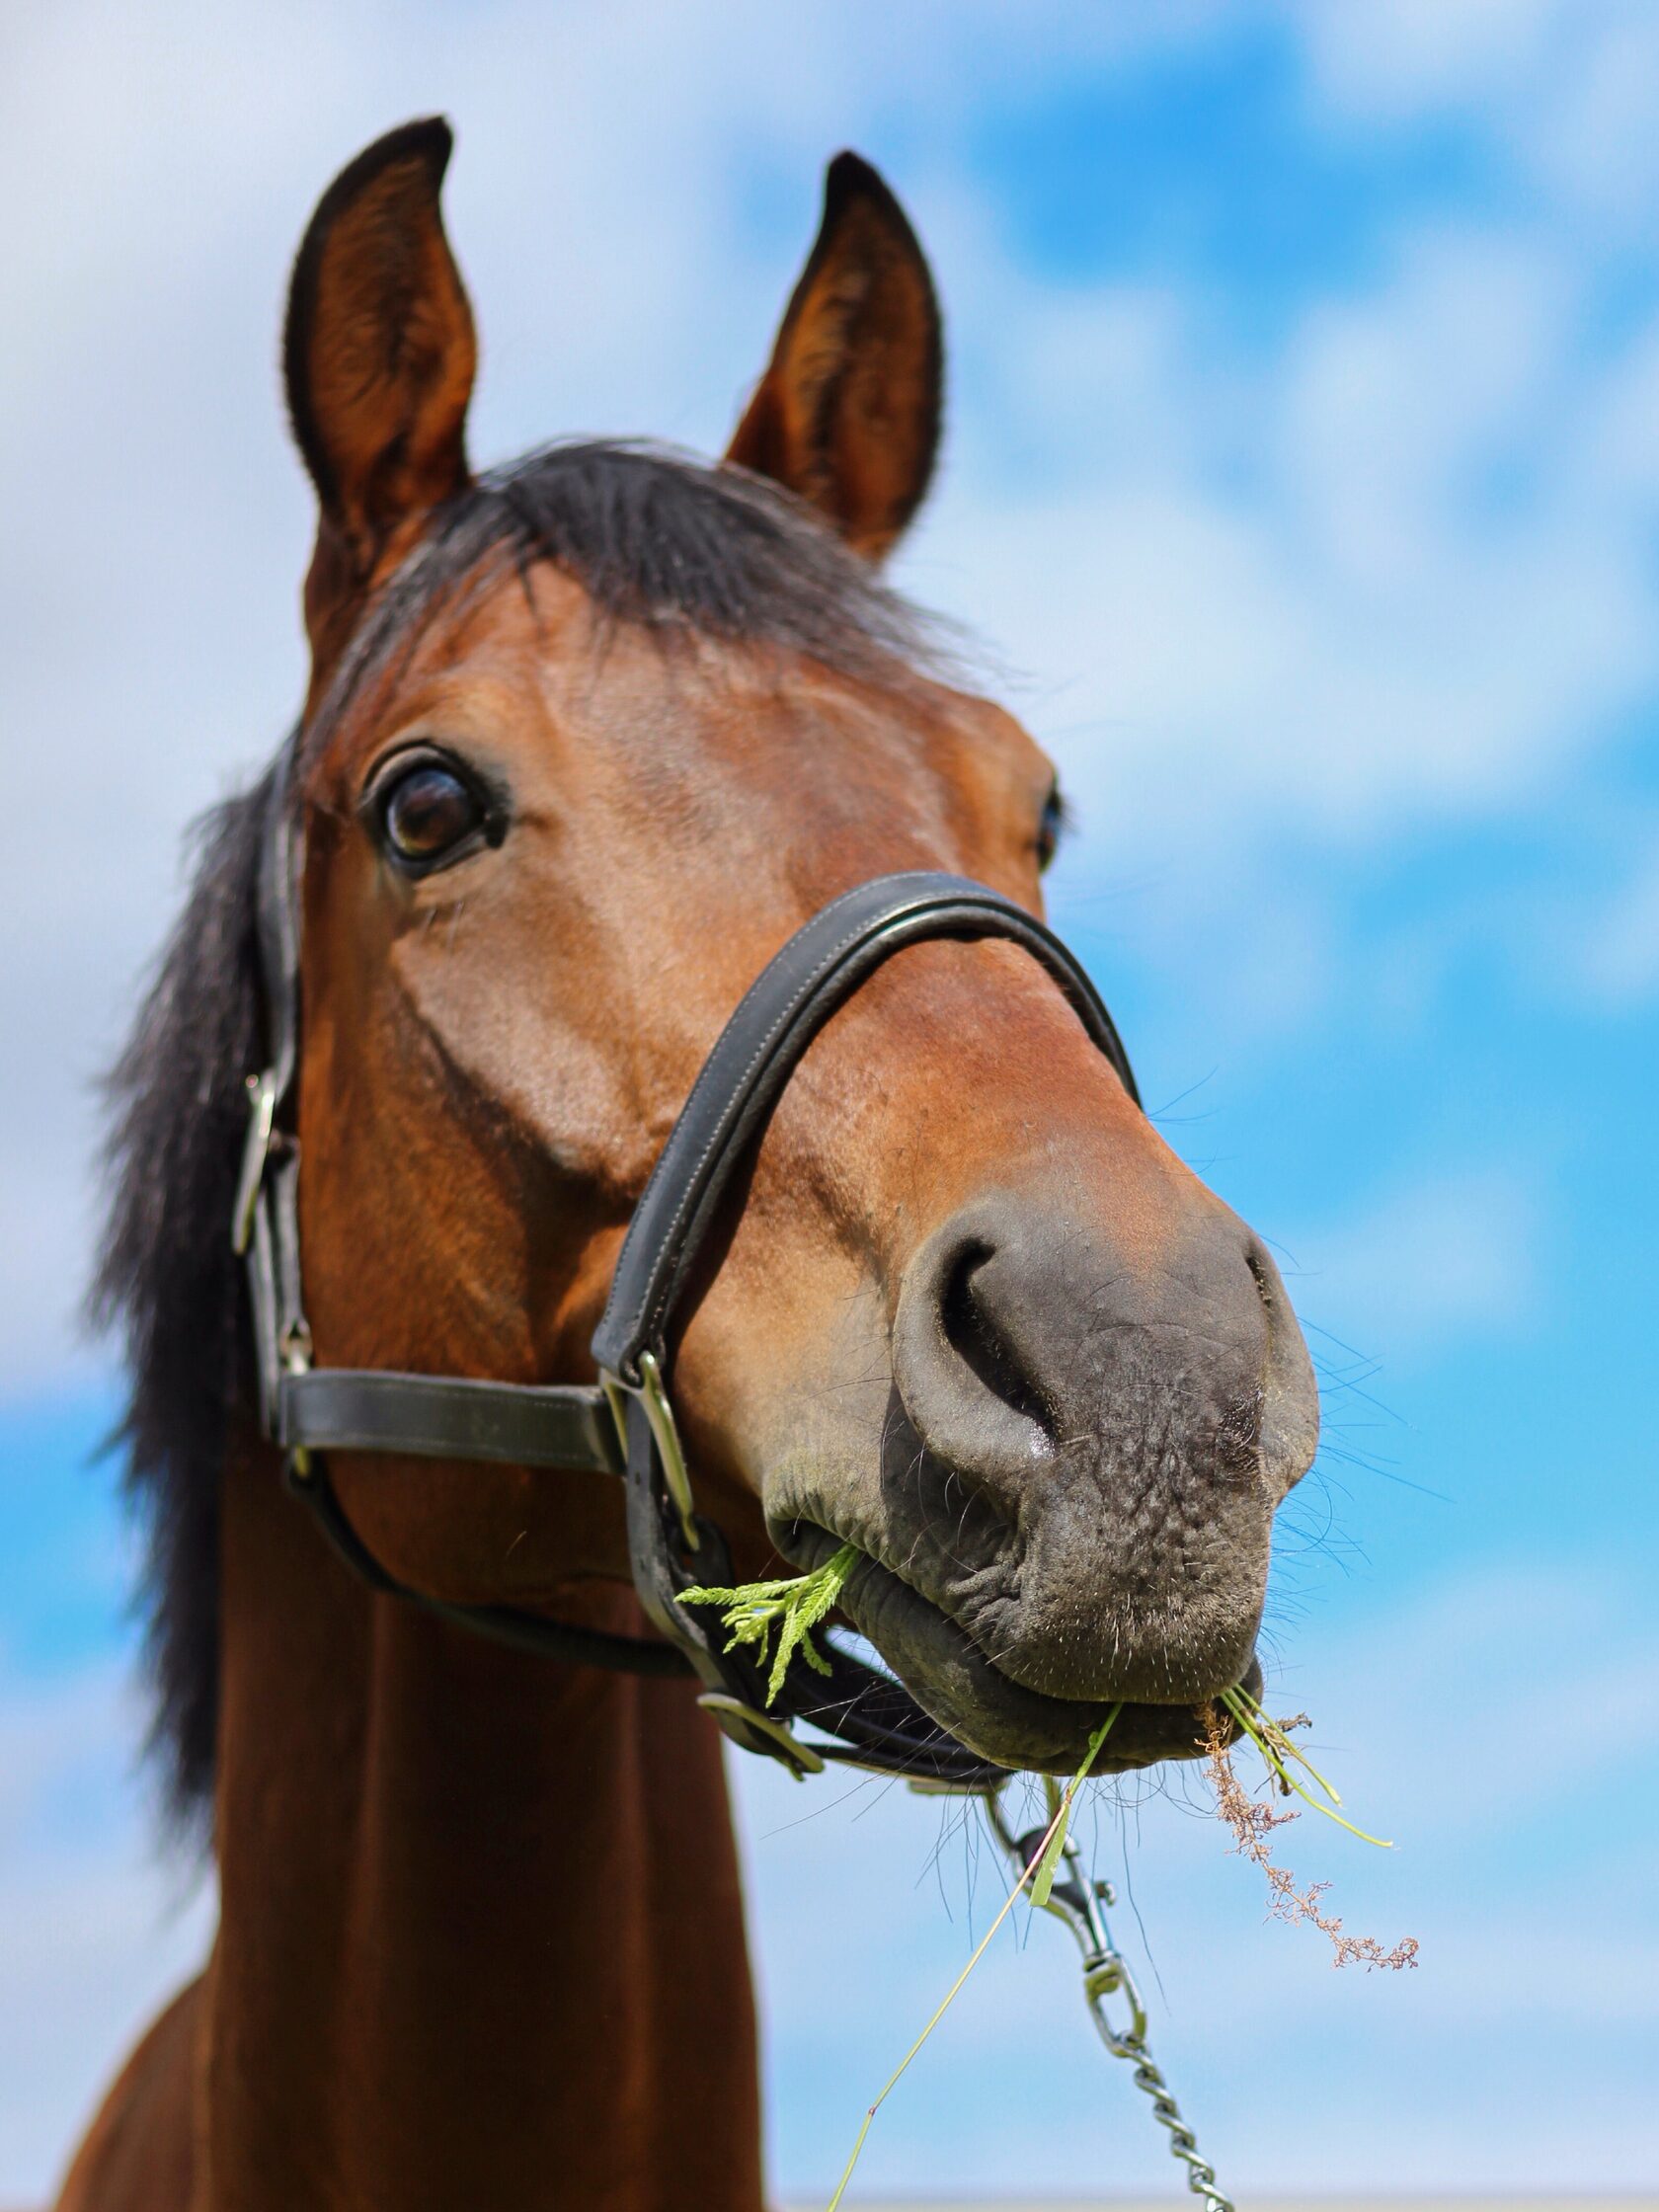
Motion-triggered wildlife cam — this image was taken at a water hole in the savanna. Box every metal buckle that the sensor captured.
[278,1317,315,1483]
[1080,1937,1149,2057]
[231,1068,277,1254]
[603,1364,821,1777]
[696,1693,826,1778]
[600,1351,699,1553]
[988,1788,1147,2049]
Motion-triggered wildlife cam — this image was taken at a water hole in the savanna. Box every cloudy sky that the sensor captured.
[3,0,1657,2200]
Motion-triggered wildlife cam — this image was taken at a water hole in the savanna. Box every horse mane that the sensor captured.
[90,439,942,1828]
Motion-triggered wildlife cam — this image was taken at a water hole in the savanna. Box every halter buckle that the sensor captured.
[278,1317,315,1483]
[231,1068,278,1254]
[600,1351,700,1553]
[696,1693,826,1778]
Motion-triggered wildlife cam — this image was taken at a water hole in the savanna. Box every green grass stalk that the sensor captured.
[823,1706,1121,2212]
[1219,1685,1392,1849]
[1029,1701,1123,1907]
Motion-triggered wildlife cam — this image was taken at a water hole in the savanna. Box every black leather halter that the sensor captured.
[236,739,1140,1785]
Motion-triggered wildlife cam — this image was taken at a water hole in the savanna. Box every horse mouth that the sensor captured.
[779,1523,1260,1778]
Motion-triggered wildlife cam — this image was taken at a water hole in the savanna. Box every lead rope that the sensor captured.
[983,1788,1235,2211]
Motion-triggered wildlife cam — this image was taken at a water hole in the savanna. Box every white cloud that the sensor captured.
[1291,0,1573,121]
[4,0,1658,1393]
[0,1659,215,2204]
[925,215,1656,867]
[1291,0,1659,228]
[1282,1164,1541,1363]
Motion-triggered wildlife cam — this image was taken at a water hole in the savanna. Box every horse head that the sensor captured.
[276,118,1318,1778]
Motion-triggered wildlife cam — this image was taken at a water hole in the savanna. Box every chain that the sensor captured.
[983,1790,1235,2212]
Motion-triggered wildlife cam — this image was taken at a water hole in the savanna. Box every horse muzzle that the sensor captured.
[765,1187,1318,1770]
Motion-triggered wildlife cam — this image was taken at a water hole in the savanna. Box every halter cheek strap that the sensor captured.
[237,739,1139,1784]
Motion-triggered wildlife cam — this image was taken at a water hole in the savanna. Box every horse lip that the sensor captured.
[779,1520,1261,1777]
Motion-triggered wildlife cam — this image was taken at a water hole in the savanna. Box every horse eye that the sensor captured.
[1036,782,1068,872]
[377,759,486,871]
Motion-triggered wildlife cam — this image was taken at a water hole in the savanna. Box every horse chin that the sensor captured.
[782,1526,1262,1778]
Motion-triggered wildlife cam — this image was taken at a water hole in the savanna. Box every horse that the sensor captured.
[60,118,1319,2211]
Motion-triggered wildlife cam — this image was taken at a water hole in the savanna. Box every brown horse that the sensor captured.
[62,119,1318,2211]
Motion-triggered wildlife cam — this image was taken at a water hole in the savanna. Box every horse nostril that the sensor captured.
[938,1237,1053,1437]
[892,1211,1061,1509]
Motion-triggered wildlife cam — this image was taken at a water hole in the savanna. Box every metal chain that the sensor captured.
[1110,2040,1233,2210]
[983,1790,1235,2212]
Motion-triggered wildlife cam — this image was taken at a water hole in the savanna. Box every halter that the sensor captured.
[235,739,1140,1785]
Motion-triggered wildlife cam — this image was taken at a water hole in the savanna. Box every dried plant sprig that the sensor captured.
[1220,1684,1392,1847]
[1204,1702,1419,1972]
[679,1542,860,1705]
[824,1706,1122,2212]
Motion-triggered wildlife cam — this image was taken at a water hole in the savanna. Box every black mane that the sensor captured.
[91,440,941,1825]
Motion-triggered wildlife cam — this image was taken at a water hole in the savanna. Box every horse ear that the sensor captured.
[284,118,476,657]
[725,152,941,563]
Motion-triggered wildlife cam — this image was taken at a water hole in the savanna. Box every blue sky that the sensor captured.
[3,2,1657,2200]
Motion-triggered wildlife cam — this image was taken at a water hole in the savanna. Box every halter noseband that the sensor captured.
[235,741,1140,1785]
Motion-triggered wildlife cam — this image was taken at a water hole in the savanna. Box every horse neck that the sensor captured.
[203,1439,763,2212]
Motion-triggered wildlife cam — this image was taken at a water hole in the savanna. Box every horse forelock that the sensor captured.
[304,437,955,750]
